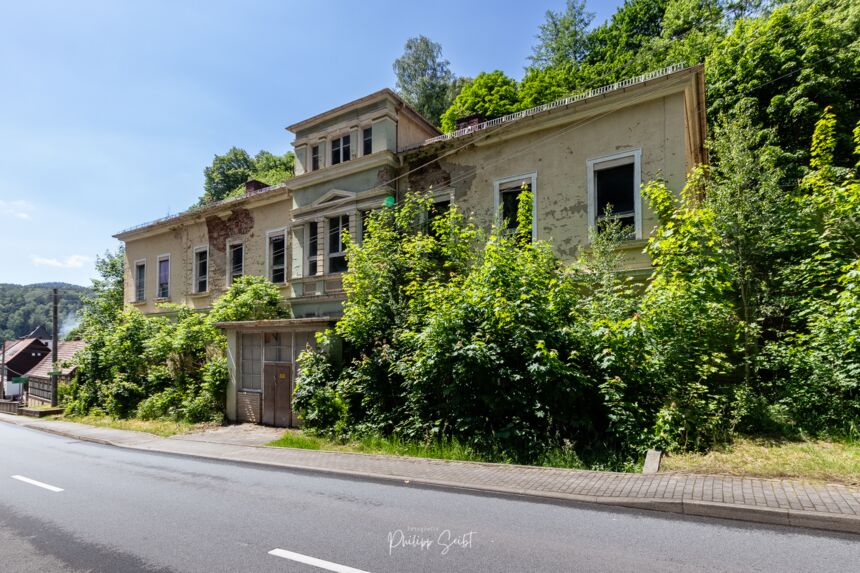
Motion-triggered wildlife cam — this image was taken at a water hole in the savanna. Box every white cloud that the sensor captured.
[0,199,34,220]
[31,254,92,269]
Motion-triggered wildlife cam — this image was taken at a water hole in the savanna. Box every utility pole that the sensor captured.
[51,288,59,407]
[1,338,5,400]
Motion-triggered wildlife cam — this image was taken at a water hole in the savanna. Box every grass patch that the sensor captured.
[661,436,860,486]
[48,414,215,437]
[267,430,614,470]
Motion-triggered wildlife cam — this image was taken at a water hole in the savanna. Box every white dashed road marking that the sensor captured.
[268,548,371,573]
[11,475,64,492]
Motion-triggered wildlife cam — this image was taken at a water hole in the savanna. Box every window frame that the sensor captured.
[306,222,319,277]
[311,144,320,171]
[330,133,351,165]
[266,229,288,284]
[134,259,146,302]
[193,246,208,294]
[327,214,349,274]
[362,126,373,156]
[239,333,262,392]
[156,254,170,300]
[493,172,538,241]
[586,148,642,240]
[227,241,244,286]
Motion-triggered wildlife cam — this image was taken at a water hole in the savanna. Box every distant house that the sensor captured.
[25,340,87,406]
[1,338,51,398]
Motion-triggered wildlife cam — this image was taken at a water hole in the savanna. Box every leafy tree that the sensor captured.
[208,275,292,323]
[393,36,462,127]
[78,247,125,335]
[440,71,521,132]
[0,283,87,341]
[68,271,289,422]
[199,148,295,205]
[529,0,594,69]
[201,147,254,204]
[706,0,860,167]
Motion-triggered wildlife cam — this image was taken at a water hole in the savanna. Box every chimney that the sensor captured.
[244,179,269,195]
[455,113,486,131]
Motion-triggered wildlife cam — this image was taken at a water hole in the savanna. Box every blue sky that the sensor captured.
[0,0,623,286]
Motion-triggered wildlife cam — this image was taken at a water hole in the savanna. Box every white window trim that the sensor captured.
[133,258,146,302]
[493,172,538,240]
[155,254,170,300]
[192,245,209,294]
[587,148,642,240]
[265,228,288,284]
[226,240,244,286]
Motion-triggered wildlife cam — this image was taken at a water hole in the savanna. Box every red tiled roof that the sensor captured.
[26,340,87,380]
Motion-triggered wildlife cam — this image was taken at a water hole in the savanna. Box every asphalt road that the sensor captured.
[0,422,857,572]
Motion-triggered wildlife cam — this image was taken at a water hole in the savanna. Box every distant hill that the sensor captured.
[0,283,90,340]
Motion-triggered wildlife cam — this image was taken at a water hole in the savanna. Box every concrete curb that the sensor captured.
[3,415,859,536]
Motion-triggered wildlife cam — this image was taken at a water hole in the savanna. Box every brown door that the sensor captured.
[262,363,292,427]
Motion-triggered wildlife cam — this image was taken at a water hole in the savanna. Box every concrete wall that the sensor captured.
[403,91,692,270]
[123,193,292,314]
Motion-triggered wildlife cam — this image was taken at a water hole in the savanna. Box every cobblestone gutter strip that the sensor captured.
[3,414,858,536]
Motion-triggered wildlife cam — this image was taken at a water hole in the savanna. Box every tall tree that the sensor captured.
[393,36,458,127]
[201,147,254,205]
[529,0,594,68]
[199,148,295,205]
[440,71,521,133]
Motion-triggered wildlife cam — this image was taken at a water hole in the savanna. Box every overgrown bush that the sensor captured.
[66,275,289,423]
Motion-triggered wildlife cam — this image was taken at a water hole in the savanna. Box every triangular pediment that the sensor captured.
[313,189,355,206]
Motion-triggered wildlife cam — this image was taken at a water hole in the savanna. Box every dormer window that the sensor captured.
[311,145,320,171]
[331,135,350,165]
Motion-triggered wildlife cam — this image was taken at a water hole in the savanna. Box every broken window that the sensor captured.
[594,162,635,236]
[363,127,373,155]
[311,144,320,171]
[194,248,208,293]
[328,214,349,273]
[269,234,286,283]
[331,134,350,165]
[229,243,244,285]
[308,222,319,276]
[495,175,535,238]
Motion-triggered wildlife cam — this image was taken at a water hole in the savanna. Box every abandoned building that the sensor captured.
[115,63,706,427]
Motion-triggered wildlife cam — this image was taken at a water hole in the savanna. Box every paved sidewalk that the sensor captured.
[2,413,858,536]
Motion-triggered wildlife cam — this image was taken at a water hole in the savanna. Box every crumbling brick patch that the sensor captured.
[206,208,255,252]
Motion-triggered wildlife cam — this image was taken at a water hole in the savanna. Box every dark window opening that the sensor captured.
[427,200,451,236]
[229,244,244,284]
[195,250,208,293]
[328,214,349,273]
[331,135,350,165]
[135,263,145,301]
[363,127,373,155]
[308,222,319,276]
[499,181,532,235]
[595,163,635,236]
[311,145,320,171]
